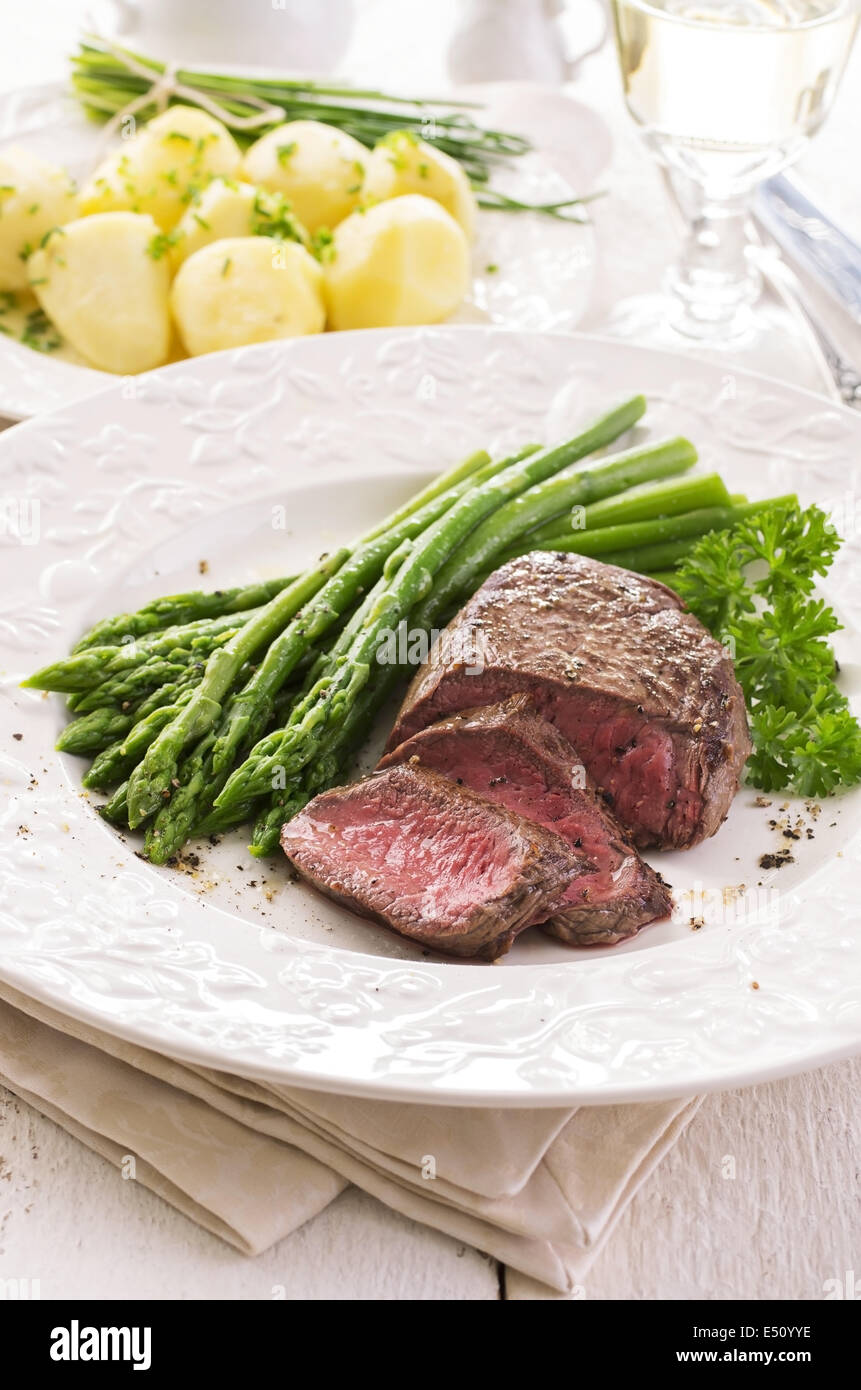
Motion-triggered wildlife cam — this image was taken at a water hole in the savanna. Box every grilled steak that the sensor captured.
[387,552,751,850]
[380,696,673,945]
[280,761,581,960]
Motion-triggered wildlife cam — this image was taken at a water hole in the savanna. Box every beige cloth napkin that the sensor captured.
[0,978,700,1294]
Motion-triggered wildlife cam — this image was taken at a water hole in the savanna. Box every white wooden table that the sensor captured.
[2,1,860,1301]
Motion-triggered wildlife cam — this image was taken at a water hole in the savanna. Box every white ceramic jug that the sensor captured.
[105,0,355,73]
[448,0,607,85]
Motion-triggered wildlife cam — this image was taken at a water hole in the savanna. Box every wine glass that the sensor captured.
[604,0,860,347]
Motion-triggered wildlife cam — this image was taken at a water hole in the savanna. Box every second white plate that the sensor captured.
[0,80,600,419]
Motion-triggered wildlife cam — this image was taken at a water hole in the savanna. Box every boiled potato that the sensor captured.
[241,120,366,233]
[168,178,306,271]
[27,212,171,373]
[170,236,324,355]
[78,106,241,231]
[323,194,470,330]
[363,133,476,239]
[0,148,77,292]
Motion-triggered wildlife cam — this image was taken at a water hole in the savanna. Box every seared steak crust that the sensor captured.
[387,552,751,850]
[280,761,580,960]
[381,695,673,945]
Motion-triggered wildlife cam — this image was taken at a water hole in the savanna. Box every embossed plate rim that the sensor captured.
[1,325,859,1106]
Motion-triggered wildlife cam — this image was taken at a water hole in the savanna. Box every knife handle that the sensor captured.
[755,173,861,326]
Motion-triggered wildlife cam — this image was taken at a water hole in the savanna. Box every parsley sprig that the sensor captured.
[673,503,861,798]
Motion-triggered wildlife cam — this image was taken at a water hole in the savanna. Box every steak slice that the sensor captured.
[380,695,673,946]
[280,761,580,960]
[387,552,751,851]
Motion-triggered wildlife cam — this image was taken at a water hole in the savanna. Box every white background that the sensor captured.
[0,0,859,1300]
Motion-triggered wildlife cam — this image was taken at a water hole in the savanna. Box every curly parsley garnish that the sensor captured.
[673,503,861,797]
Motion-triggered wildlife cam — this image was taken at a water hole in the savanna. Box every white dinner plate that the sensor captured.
[2,326,860,1106]
[0,80,600,421]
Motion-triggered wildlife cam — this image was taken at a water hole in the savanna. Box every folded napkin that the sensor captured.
[0,978,699,1294]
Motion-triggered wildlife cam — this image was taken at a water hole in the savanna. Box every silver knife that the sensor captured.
[745,233,861,410]
[755,173,861,326]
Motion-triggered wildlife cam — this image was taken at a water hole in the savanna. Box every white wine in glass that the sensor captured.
[608,0,860,340]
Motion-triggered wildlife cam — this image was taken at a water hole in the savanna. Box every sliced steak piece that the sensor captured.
[280,761,580,960]
[387,552,751,851]
[380,695,673,946]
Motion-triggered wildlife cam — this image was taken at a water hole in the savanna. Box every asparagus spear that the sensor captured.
[56,707,135,758]
[194,801,260,838]
[215,399,650,808]
[28,608,260,694]
[84,691,197,791]
[73,576,296,652]
[524,471,731,543]
[98,780,129,827]
[55,674,199,757]
[143,731,220,861]
[589,497,796,574]
[525,496,798,565]
[597,536,702,573]
[70,658,198,712]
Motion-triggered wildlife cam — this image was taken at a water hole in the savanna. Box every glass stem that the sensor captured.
[667,186,762,339]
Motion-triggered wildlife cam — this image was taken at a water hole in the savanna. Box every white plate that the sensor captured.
[0,81,600,421]
[2,326,860,1106]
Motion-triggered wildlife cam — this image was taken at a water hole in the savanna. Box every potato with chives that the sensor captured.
[78,106,242,231]
[168,178,306,271]
[26,212,171,373]
[0,147,77,292]
[323,194,470,330]
[241,120,366,233]
[170,236,324,356]
[362,131,477,239]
